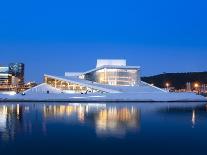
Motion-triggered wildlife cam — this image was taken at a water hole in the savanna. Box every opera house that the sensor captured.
[0,59,206,102]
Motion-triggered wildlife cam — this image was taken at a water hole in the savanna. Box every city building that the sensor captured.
[1,59,205,102]
[0,66,12,86]
[42,59,152,94]
[0,63,25,92]
[201,84,207,93]
[9,63,25,85]
[27,59,170,94]
[186,82,192,92]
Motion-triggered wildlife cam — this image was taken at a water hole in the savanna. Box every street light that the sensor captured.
[194,83,199,88]
[165,82,170,91]
[194,82,200,94]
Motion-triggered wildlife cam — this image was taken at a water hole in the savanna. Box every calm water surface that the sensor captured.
[0,102,207,155]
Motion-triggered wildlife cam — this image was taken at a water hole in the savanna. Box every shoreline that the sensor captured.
[0,92,206,102]
[0,100,206,103]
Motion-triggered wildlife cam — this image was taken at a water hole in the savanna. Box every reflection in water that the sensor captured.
[0,104,23,141]
[0,102,206,141]
[0,103,141,140]
[0,106,7,132]
[43,104,94,122]
[43,104,140,137]
[192,110,196,128]
[95,108,140,137]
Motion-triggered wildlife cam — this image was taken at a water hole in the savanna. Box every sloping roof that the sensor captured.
[44,74,167,93]
[44,74,121,93]
[23,83,62,94]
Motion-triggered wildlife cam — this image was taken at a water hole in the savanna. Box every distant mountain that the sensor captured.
[141,72,207,89]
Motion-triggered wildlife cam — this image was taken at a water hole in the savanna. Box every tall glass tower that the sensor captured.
[9,63,25,85]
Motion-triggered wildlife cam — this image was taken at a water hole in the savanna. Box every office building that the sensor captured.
[9,63,25,85]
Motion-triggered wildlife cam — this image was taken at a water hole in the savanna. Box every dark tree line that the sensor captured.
[141,72,207,89]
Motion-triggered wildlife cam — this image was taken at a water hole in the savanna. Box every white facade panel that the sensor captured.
[65,72,83,77]
[96,59,126,68]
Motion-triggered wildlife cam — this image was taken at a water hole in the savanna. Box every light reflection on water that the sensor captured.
[44,103,141,137]
[0,102,207,155]
[0,103,142,139]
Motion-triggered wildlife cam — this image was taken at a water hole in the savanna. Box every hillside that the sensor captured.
[141,72,207,89]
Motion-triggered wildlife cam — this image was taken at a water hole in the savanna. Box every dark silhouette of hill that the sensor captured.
[141,72,207,89]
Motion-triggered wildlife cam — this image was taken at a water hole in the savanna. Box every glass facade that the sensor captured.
[9,63,25,85]
[84,68,140,86]
[44,64,140,94]
[44,76,102,93]
[0,74,12,85]
[0,67,9,73]
[0,67,12,85]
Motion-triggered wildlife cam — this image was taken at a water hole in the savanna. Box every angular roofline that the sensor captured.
[44,74,121,93]
[82,65,140,75]
[23,83,62,94]
[44,73,167,94]
[96,59,127,67]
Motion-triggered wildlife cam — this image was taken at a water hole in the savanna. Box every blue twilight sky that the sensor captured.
[0,0,207,82]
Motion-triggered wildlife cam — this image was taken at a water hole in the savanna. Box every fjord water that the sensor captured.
[0,102,207,155]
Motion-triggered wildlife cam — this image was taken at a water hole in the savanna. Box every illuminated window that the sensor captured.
[85,68,139,86]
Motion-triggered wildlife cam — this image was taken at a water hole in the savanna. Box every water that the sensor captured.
[0,102,207,155]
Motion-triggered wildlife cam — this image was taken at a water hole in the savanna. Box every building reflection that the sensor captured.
[0,104,47,141]
[95,107,140,137]
[1,103,206,141]
[43,104,90,122]
[0,104,23,141]
[0,103,141,140]
[43,104,141,137]
[192,110,196,128]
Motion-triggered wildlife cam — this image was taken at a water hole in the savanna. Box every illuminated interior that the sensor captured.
[43,60,141,93]
[44,76,102,93]
[84,68,139,86]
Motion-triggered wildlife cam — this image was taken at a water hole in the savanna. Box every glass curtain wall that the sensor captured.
[84,68,139,86]
[95,68,138,86]
[44,76,88,93]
